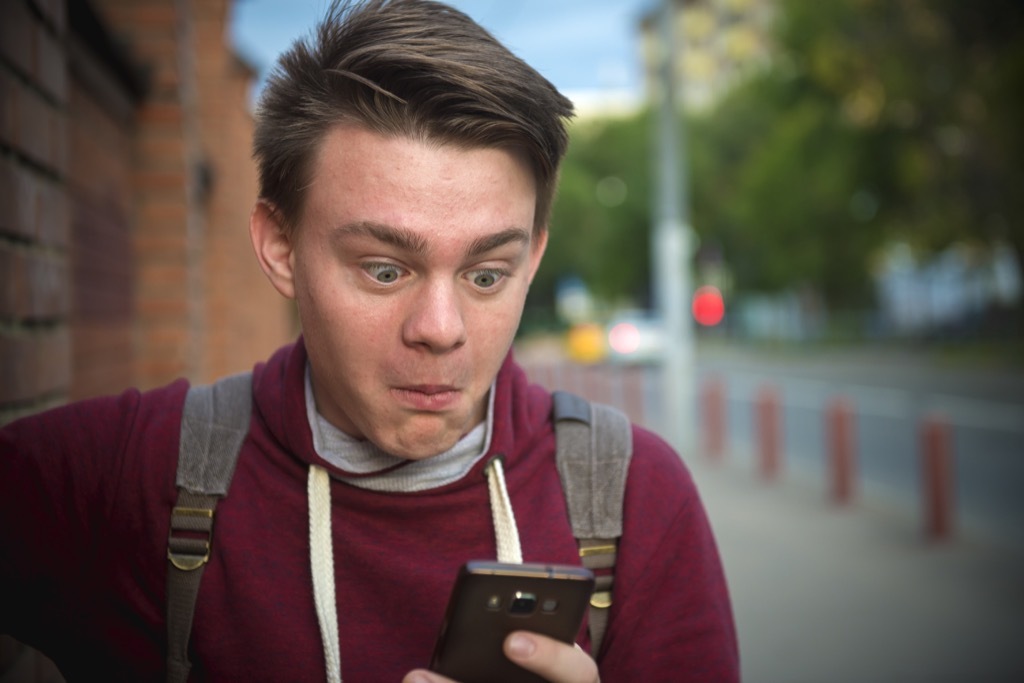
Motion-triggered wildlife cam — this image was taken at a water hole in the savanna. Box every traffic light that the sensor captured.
[692,285,725,326]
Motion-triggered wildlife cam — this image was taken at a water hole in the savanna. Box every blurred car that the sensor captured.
[565,322,607,364]
[605,311,664,365]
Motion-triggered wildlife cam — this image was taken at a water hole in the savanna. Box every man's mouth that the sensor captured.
[391,385,461,411]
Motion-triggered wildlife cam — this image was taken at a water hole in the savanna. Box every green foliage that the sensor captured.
[530,111,655,312]
[536,0,1024,314]
[764,0,1024,295]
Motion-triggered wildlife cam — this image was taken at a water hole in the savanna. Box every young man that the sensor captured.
[0,1,738,681]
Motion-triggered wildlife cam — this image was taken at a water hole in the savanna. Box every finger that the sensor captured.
[504,632,599,683]
[401,669,457,683]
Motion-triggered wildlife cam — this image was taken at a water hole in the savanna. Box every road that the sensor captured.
[517,340,1024,551]
[694,343,1024,551]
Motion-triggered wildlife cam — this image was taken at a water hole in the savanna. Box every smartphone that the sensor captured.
[429,561,595,683]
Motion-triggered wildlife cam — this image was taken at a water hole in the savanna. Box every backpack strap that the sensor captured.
[551,390,633,657]
[167,372,253,683]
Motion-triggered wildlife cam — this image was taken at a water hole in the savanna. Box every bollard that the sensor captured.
[921,414,954,541]
[756,385,781,481]
[702,376,725,461]
[826,397,856,505]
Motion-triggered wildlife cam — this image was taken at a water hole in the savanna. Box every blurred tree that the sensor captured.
[773,0,1024,298]
[534,0,1023,319]
[529,111,654,317]
[689,70,886,308]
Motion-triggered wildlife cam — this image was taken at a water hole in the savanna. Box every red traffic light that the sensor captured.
[692,285,725,326]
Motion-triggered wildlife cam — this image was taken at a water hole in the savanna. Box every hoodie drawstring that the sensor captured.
[309,465,343,683]
[306,457,522,683]
[484,456,523,563]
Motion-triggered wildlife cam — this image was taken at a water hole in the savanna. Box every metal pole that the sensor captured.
[653,0,695,454]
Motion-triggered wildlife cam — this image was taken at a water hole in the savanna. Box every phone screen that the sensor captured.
[429,561,595,683]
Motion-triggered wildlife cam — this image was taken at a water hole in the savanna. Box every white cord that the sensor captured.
[307,457,521,682]
[485,458,523,564]
[309,465,342,683]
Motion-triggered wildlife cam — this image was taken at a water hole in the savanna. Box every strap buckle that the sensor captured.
[167,506,215,571]
[590,590,613,609]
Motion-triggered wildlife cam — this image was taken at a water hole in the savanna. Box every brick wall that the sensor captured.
[3,0,294,417]
[0,0,74,676]
[66,1,140,400]
[94,0,206,387]
[192,0,295,381]
[0,0,72,421]
[91,0,295,388]
[1,0,294,677]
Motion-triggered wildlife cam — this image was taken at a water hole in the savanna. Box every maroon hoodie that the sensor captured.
[1,339,738,682]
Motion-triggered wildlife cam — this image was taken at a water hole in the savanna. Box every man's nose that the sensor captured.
[401,278,468,353]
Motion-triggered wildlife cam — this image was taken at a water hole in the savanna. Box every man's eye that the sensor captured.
[364,263,403,284]
[471,270,505,289]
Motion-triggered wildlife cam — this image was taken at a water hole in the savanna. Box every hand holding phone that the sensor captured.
[429,561,595,683]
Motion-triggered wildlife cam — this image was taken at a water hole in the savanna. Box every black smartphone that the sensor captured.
[429,561,595,683]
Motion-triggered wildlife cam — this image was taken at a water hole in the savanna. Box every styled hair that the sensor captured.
[253,0,575,235]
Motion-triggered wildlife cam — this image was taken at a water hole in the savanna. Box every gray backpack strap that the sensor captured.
[552,390,633,657]
[167,372,253,683]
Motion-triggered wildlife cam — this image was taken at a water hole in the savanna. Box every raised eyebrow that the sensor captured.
[331,221,428,254]
[466,227,532,258]
[331,222,530,258]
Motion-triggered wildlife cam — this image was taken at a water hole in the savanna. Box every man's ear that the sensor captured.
[527,227,549,285]
[250,200,297,299]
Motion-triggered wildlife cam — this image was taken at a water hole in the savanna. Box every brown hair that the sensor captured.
[253,0,575,235]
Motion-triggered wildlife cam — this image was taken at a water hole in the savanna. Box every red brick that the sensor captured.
[0,0,35,78]
[0,157,21,238]
[138,262,188,290]
[14,82,66,173]
[135,296,189,319]
[138,102,184,126]
[2,0,298,402]
[8,162,40,241]
[0,69,17,149]
[134,169,187,192]
[30,0,67,35]
[49,103,68,176]
[0,243,70,320]
[35,24,68,104]
[104,3,179,29]
[0,244,25,317]
[0,325,70,404]
[70,321,133,400]
[135,359,188,390]
[37,180,69,249]
[0,162,68,247]
[138,131,186,158]
[136,200,187,226]
[140,323,190,350]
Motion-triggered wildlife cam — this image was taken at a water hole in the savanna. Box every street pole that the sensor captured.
[653,0,695,455]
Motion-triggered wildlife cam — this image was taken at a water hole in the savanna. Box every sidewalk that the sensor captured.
[687,454,1024,683]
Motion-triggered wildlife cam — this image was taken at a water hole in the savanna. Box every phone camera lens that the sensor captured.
[509,591,537,615]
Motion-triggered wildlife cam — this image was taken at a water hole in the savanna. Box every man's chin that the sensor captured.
[373,421,468,461]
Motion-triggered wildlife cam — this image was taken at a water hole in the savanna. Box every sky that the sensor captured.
[230,0,657,113]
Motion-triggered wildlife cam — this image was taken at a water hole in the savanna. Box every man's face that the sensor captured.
[254,125,546,459]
